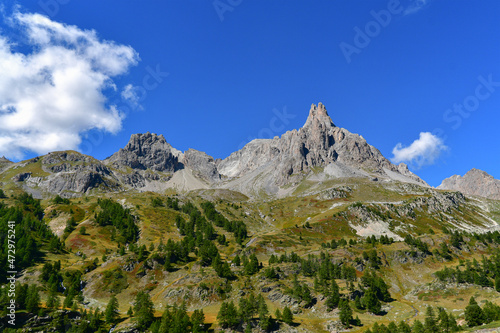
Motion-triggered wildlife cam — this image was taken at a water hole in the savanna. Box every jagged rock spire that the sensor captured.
[303,102,335,128]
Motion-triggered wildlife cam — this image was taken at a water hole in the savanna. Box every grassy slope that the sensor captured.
[11,179,500,332]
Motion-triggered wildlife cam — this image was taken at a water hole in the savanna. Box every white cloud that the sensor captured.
[0,11,139,159]
[391,132,447,168]
[121,84,143,111]
[403,0,429,16]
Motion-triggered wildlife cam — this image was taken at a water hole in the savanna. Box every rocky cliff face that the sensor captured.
[104,132,183,172]
[438,169,500,200]
[183,149,220,183]
[218,103,426,191]
[4,151,122,198]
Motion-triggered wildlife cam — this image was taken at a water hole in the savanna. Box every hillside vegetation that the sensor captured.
[1,178,500,332]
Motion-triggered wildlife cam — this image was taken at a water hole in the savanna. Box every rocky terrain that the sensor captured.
[0,103,428,199]
[439,168,500,200]
[218,103,426,191]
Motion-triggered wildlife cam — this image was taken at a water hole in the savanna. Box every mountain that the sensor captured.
[0,156,12,172]
[4,105,500,333]
[438,168,500,200]
[104,132,184,172]
[0,103,428,198]
[217,103,427,196]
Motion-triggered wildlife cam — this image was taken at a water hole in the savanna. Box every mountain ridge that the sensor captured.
[1,103,430,198]
[438,168,500,200]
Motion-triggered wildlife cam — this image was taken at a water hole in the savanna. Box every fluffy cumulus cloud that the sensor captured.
[0,11,139,159]
[391,132,447,168]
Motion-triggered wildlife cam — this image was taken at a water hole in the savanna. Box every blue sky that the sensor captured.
[0,0,499,187]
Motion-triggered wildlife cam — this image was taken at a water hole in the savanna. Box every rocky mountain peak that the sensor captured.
[104,132,183,172]
[466,168,492,178]
[303,102,335,129]
[218,102,427,193]
[438,168,500,200]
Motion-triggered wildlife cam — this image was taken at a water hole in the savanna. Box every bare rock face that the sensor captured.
[0,156,12,172]
[104,132,183,172]
[3,151,122,197]
[438,169,500,200]
[218,103,426,188]
[183,149,220,183]
[38,151,120,196]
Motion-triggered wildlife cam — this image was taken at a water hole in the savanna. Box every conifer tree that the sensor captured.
[465,296,485,327]
[282,306,294,325]
[105,295,120,324]
[133,291,154,331]
[26,284,40,314]
[339,299,353,327]
[257,294,271,330]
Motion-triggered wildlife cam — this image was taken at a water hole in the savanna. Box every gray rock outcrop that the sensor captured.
[104,132,183,172]
[438,168,500,200]
[183,149,220,183]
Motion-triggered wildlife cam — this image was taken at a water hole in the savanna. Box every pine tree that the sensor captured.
[90,307,102,330]
[26,284,40,314]
[411,320,425,333]
[239,297,251,324]
[275,308,281,321]
[133,291,154,331]
[127,306,134,317]
[46,290,58,309]
[364,287,381,314]
[354,295,363,310]
[218,301,239,329]
[16,283,28,310]
[387,322,398,332]
[63,293,74,309]
[437,308,451,333]
[424,306,439,333]
[244,254,260,275]
[164,257,173,272]
[339,299,353,328]
[105,295,120,324]
[465,296,484,327]
[448,313,459,332]
[71,300,79,312]
[257,294,271,331]
[326,279,340,310]
[191,309,205,333]
[398,320,412,333]
[282,306,293,325]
